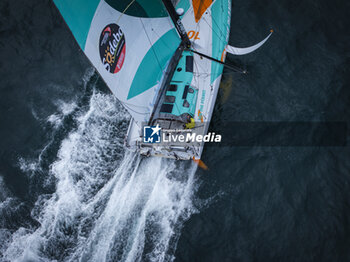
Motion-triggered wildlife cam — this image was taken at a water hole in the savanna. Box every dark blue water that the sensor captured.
[0,0,349,261]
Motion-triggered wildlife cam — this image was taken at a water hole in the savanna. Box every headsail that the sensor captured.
[226,30,273,55]
[53,0,181,124]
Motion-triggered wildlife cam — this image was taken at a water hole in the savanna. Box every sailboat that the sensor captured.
[53,0,272,160]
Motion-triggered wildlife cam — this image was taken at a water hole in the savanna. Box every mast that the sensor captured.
[147,0,191,124]
[161,0,191,48]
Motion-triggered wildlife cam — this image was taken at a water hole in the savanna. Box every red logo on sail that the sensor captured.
[99,23,126,74]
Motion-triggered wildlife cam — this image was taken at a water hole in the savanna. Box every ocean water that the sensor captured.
[0,0,349,261]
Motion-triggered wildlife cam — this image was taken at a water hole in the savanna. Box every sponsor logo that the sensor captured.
[187,30,200,40]
[99,23,126,74]
[143,125,161,143]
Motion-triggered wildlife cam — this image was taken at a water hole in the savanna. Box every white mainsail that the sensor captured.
[54,0,181,124]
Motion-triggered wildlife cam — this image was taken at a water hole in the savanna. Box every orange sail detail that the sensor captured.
[192,0,213,23]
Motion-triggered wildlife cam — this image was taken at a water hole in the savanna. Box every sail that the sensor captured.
[226,31,273,55]
[53,0,181,124]
[192,0,213,22]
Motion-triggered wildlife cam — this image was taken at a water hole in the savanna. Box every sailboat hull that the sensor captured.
[125,0,232,160]
[53,0,231,160]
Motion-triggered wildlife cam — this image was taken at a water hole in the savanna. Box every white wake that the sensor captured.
[2,75,197,262]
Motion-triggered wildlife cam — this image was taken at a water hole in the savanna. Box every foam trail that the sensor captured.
[72,156,197,262]
[3,84,197,262]
[0,176,28,260]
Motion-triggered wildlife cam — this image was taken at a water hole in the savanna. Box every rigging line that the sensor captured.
[192,19,202,48]
[122,101,149,109]
[189,52,210,120]
[118,96,151,109]
[191,41,210,75]
[192,55,205,105]
[191,3,227,54]
[190,32,217,78]
[193,46,205,84]
[116,0,136,24]
[192,57,208,120]
[191,49,210,76]
[202,14,225,46]
[200,2,229,46]
[193,55,201,86]
[122,99,152,110]
[140,18,163,72]
[193,72,211,76]
[121,101,149,115]
[120,97,152,115]
[204,0,229,42]
[207,7,227,42]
